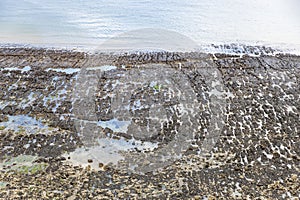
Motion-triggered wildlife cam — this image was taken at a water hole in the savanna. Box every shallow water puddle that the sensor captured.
[97,119,131,133]
[0,182,8,188]
[45,68,81,74]
[64,136,158,169]
[0,101,17,110]
[86,65,117,71]
[18,92,41,109]
[43,78,71,113]
[0,155,48,174]
[0,66,31,73]
[0,115,51,134]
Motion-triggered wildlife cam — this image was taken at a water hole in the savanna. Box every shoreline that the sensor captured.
[1,42,300,56]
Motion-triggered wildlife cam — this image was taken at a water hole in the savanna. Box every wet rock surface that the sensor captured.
[0,47,299,199]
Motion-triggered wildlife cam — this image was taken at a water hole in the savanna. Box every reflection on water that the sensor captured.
[0,0,299,49]
[64,137,158,169]
[0,115,47,134]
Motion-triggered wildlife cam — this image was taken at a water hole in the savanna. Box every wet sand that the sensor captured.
[0,47,299,199]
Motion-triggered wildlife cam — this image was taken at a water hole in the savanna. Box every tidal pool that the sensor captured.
[0,115,50,134]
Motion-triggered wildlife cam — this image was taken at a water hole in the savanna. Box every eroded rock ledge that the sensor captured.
[0,47,299,199]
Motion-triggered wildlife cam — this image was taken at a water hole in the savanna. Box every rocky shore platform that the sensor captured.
[0,47,299,199]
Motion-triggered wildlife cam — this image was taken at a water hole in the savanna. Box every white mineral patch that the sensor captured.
[45,68,81,74]
[285,81,295,88]
[232,182,242,198]
[285,105,296,114]
[263,151,273,159]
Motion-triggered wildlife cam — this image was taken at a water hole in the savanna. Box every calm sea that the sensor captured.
[0,0,299,52]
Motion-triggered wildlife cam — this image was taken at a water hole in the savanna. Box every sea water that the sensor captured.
[0,0,299,52]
